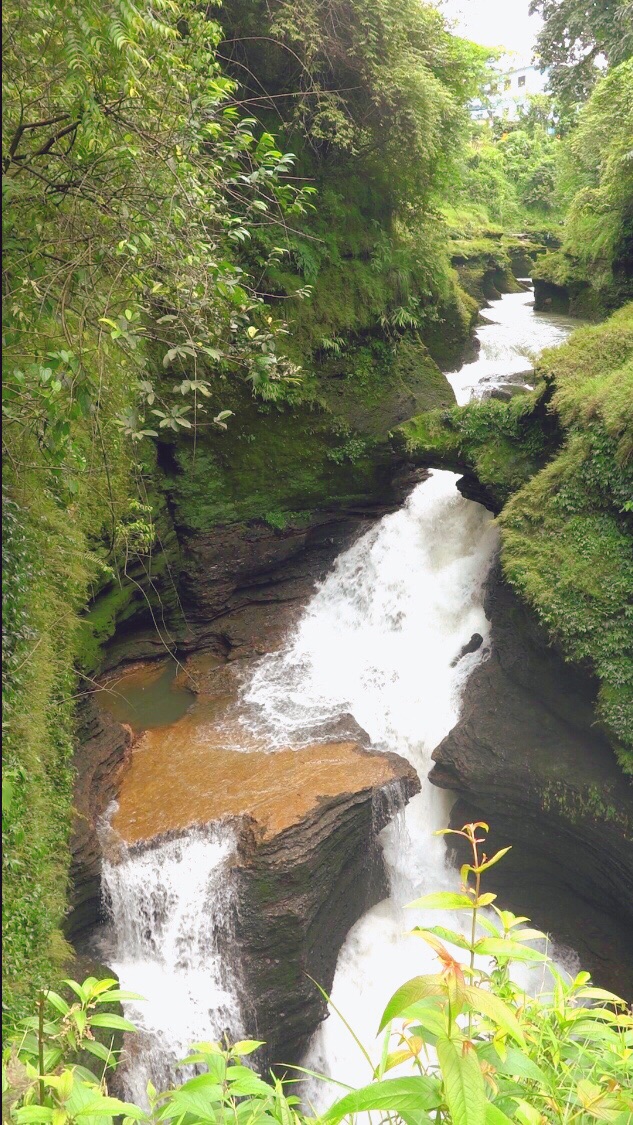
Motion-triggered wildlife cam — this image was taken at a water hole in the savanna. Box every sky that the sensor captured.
[439,0,543,61]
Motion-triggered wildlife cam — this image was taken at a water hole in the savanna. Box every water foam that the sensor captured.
[101,826,243,1106]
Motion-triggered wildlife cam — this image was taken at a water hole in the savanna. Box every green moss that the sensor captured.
[398,386,558,507]
[164,336,455,533]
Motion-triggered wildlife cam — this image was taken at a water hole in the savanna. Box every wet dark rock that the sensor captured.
[99,469,431,672]
[430,563,633,998]
[67,699,133,938]
[486,383,531,402]
[235,755,421,1070]
[450,633,483,666]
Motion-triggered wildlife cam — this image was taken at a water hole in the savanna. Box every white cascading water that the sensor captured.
[100,286,578,1101]
[242,471,499,1100]
[100,826,244,1107]
[448,287,581,406]
[239,286,578,1101]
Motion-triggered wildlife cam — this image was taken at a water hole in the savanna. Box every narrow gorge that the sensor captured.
[4,2,633,1119]
[62,287,631,1101]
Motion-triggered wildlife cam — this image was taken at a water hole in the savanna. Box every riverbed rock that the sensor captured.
[109,706,420,1068]
[235,760,418,1070]
[430,563,633,998]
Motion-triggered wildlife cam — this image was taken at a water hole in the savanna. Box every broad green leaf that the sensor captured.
[321,1076,440,1125]
[407,892,474,911]
[44,991,69,1016]
[463,986,526,1046]
[474,938,546,963]
[436,1036,486,1125]
[161,1088,221,1120]
[84,979,117,997]
[63,980,87,1003]
[485,1106,515,1125]
[175,1073,223,1098]
[14,1110,54,1123]
[480,1045,549,1085]
[378,975,446,1032]
[414,926,472,951]
[83,1041,115,1064]
[89,1013,137,1033]
[514,1100,543,1125]
[231,1040,265,1056]
[76,1096,145,1118]
[576,987,627,1006]
[94,990,145,1004]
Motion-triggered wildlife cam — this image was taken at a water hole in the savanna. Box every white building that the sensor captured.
[470,60,549,122]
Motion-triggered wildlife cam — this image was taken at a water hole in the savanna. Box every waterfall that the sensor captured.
[241,472,499,1099]
[100,826,244,1107]
[97,286,578,1103]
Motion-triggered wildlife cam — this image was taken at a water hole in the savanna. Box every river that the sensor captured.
[99,284,580,1103]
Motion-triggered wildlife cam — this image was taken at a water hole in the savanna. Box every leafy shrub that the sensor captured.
[4,826,632,1124]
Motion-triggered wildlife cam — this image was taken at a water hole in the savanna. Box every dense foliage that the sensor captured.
[4,827,633,1124]
[3,0,632,1063]
[529,0,633,104]
[532,60,633,315]
[448,97,562,234]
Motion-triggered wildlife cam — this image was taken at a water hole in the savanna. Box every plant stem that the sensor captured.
[38,992,45,1105]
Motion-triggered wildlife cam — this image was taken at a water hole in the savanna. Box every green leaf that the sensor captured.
[321,1077,440,1125]
[14,1110,54,1124]
[232,1040,265,1056]
[89,1013,137,1032]
[378,975,446,1032]
[407,892,474,911]
[475,847,512,873]
[63,980,87,1003]
[175,1074,223,1098]
[480,1045,549,1085]
[485,1105,515,1125]
[94,990,145,1004]
[414,926,472,951]
[83,1041,116,1064]
[44,990,69,1016]
[474,939,546,962]
[76,1096,145,1118]
[436,1036,486,1125]
[462,986,526,1046]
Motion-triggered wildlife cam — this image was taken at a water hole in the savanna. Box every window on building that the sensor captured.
[504,78,511,90]
[518,75,526,88]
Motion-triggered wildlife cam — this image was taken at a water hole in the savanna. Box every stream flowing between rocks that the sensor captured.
[98,286,581,1103]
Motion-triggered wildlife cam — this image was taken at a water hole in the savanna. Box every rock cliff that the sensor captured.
[430,564,633,998]
[68,701,133,938]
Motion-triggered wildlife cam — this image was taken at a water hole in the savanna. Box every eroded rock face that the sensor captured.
[99,468,430,671]
[430,564,633,998]
[68,700,133,938]
[235,768,416,1069]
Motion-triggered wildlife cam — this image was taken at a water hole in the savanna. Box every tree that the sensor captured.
[530,0,633,104]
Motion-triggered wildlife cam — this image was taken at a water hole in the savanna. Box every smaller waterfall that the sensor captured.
[100,825,244,1106]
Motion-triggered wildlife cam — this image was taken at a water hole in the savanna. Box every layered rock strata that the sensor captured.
[68,700,133,937]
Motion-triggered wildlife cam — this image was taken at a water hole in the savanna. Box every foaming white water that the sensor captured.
[242,472,497,756]
[241,472,500,1099]
[101,826,243,1106]
[448,287,584,405]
